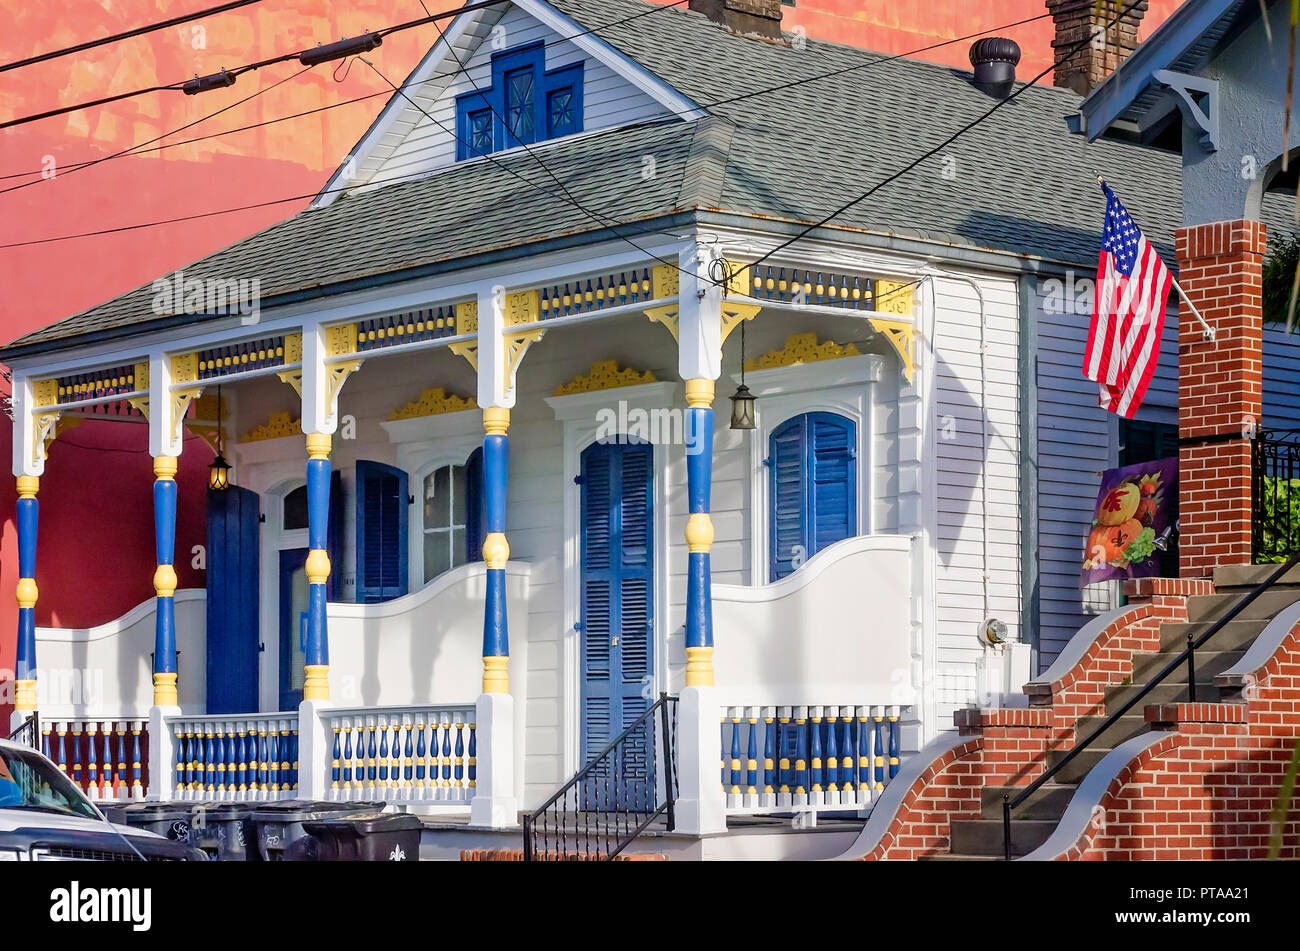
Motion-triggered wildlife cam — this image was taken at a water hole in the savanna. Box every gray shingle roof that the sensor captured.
[5,0,1292,356]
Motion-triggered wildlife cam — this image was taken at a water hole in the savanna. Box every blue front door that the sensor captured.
[279,548,310,711]
[579,439,654,808]
[206,485,260,714]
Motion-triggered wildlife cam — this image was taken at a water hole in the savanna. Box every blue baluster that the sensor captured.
[332,727,342,791]
[86,723,98,795]
[857,712,871,793]
[268,729,280,792]
[746,713,758,798]
[378,722,390,787]
[129,728,141,798]
[874,711,885,790]
[236,729,248,792]
[367,721,378,789]
[729,713,742,796]
[390,723,400,788]
[41,728,51,761]
[258,728,269,792]
[777,713,791,796]
[454,720,465,789]
[810,709,824,797]
[205,729,216,793]
[441,716,453,788]
[175,728,186,791]
[763,712,776,799]
[720,717,727,793]
[825,710,839,795]
[403,721,414,788]
[468,722,477,789]
[776,267,788,302]
[794,712,809,800]
[839,714,854,798]
[888,711,900,779]
[288,727,299,791]
[414,720,426,788]
[594,275,606,309]
[839,274,850,308]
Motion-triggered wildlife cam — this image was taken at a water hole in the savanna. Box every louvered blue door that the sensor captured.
[769,412,857,581]
[206,485,260,713]
[355,461,409,603]
[579,439,654,810]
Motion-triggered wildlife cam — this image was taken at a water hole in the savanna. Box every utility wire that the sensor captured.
[0,0,1075,183]
[0,0,267,74]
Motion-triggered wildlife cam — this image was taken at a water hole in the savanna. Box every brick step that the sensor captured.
[1185,588,1300,623]
[980,783,1074,820]
[1071,714,1149,749]
[948,818,1057,857]
[1131,649,1244,682]
[1212,563,1300,589]
[1046,746,1108,784]
[1105,680,1217,708]
[1158,619,1268,652]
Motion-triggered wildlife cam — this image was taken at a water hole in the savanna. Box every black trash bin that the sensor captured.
[115,802,203,847]
[248,800,384,861]
[199,803,261,861]
[301,812,423,861]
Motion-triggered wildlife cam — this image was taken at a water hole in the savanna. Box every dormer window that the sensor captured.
[456,42,583,160]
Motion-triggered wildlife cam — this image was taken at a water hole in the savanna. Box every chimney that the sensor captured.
[688,0,784,40]
[1047,0,1148,95]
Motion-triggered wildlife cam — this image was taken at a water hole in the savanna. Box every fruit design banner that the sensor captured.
[1081,457,1177,584]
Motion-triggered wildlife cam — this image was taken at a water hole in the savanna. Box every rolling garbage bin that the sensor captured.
[115,802,202,847]
[301,812,423,861]
[249,800,384,861]
[201,803,260,861]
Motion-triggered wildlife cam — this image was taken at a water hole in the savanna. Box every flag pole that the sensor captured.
[1096,174,1216,344]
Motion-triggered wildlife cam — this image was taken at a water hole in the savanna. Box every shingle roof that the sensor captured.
[4,0,1292,356]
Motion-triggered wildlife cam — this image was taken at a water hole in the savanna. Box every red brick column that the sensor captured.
[1175,220,1266,578]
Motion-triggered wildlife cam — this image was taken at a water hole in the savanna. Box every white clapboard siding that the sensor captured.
[357,4,674,190]
[930,274,1021,728]
[1035,279,1300,670]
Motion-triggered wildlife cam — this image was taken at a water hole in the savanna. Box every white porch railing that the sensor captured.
[719,705,904,814]
[323,704,476,805]
[41,719,149,802]
[166,713,300,802]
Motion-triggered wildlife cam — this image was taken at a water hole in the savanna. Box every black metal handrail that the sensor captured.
[1252,428,1300,562]
[7,713,39,749]
[1002,553,1300,859]
[523,693,678,862]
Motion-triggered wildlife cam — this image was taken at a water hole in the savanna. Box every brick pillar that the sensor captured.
[1175,220,1266,578]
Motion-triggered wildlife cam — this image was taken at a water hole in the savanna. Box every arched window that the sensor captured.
[768,412,857,581]
[282,485,308,531]
[421,448,485,584]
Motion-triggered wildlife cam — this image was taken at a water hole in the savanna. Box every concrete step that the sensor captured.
[1185,588,1300,623]
[1072,714,1149,749]
[1212,563,1300,589]
[1105,680,1217,709]
[1158,619,1268,652]
[949,818,1057,858]
[1131,649,1244,683]
[980,784,1074,820]
[1046,747,1107,785]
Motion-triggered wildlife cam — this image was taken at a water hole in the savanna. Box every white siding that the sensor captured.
[929,274,1022,728]
[357,4,673,190]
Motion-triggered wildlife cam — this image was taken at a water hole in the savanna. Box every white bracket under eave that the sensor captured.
[1153,69,1218,153]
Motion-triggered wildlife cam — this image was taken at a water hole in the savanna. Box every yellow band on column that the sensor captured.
[483,407,510,436]
[15,578,38,609]
[481,532,510,569]
[153,456,179,480]
[306,432,332,460]
[685,646,714,687]
[15,475,38,499]
[14,679,37,711]
[685,513,714,553]
[153,672,178,706]
[153,564,178,599]
[303,664,330,700]
[684,378,714,408]
[305,549,331,586]
[483,656,509,694]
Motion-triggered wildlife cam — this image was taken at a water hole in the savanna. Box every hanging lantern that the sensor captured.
[208,384,231,491]
[729,319,757,431]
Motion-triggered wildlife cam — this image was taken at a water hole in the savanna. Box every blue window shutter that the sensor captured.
[327,470,344,600]
[355,460,409,603]
[768,413,856,581]
[543,62,583,138]
[466,447,485,562]
[581,445,614,762]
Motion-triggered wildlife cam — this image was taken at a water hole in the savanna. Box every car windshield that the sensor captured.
[0,746,100,820]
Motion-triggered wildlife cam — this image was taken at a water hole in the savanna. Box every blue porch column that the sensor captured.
[152,457,180,706]
[480,407,510,694]
[303,432,333,701]
[13,475,40,717]
[684,379,715,687]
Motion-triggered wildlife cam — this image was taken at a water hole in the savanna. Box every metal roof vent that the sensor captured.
[969,37,1021,98]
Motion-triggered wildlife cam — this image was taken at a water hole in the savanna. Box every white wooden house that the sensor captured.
[5,0,1298,856]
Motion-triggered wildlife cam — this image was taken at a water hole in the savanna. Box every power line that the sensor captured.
[0,0,267,74]
[0,0,512,131]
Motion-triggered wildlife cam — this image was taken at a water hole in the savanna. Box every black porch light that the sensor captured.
[208,384,231,492]
[729,319,757,431]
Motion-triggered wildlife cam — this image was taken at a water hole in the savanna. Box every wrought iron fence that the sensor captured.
[523,694,678,862]
[1252,429,1300,563]
[7,713,38,749]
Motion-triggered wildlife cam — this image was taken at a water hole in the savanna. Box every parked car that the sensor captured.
[0,737,204,861]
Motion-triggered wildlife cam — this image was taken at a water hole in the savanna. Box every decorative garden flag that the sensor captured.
[1081,456,1178,585]
[1082,182,1174,418]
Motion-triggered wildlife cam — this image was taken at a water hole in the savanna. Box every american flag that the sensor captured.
[1082,182,1173,418]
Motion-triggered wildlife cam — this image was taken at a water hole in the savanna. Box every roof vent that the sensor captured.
[969,37,1021,98]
